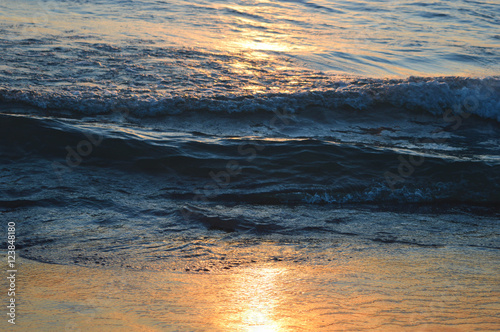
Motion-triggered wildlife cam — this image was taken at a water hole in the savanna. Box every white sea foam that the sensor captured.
[1,76,498,122]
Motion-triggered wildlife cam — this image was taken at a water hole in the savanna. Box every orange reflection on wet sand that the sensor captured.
[215,267,286,331]
[10,249,500,331]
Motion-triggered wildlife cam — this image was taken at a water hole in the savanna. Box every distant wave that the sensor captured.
[1,76,499,122]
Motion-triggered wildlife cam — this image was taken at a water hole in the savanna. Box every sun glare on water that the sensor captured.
[220,267,288,332]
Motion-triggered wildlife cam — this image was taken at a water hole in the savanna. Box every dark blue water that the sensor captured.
[1,0,499,271]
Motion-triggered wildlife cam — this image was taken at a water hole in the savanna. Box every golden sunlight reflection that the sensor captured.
[16,252,500,331]
[217,3,299,56]
[236,39,290,53]
[222,267,286,332]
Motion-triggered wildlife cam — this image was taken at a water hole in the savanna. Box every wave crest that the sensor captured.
[1,76,499,121]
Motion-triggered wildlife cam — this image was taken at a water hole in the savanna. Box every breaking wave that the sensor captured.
[1,76,499,122]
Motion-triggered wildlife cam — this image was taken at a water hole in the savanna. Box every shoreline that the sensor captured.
[4,247,499,331]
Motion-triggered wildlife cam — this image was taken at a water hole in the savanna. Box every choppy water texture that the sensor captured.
[0,0,499,281]
[1,0,500,80]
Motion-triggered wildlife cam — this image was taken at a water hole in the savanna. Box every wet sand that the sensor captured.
[4,247,499,331]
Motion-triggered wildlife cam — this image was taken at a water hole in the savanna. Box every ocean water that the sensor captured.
[1,0,499,275]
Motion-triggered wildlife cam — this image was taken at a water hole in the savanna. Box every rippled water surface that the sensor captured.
[1,0,499,88]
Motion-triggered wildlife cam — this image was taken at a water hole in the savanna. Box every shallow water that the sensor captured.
[7,253,500,331]
[1,107,499,271]
[1,0,499,269]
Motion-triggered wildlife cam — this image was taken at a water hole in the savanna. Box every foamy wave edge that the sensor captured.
[1,76,499,121]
